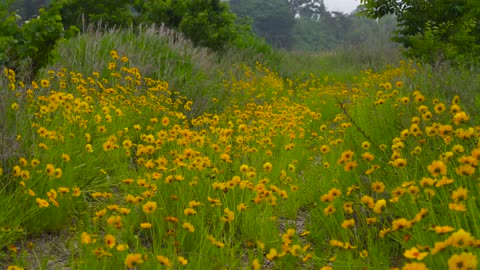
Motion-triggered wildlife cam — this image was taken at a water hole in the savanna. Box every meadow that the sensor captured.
[1,26,480,269]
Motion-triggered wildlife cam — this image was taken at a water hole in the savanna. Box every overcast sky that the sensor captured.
[323,0,360,14]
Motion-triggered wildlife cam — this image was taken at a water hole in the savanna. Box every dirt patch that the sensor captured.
[2,230,76,270]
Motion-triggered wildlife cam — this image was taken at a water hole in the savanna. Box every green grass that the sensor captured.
[2,24,480,270]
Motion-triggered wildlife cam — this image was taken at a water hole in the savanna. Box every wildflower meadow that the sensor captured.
[1,39,480,269]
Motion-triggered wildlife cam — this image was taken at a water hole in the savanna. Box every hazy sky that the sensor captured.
[323,0,360,14]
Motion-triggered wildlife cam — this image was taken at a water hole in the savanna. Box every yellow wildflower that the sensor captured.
[125,253,143,268]
[448,252,477,270]
[404,247,428,260]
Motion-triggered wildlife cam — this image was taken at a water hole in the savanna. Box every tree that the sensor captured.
[343,12,397,46]
[230,0,296,49]
[292,16,338,51]
[138,0,238,51]
[180,0,237,50]
[58,0,134,30]
[134,0,187,28]
[360,0,480,65]
[1,0,76,79]
[288,0,327,20]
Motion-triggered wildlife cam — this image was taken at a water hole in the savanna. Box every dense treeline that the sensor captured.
[8,0,398,52]
[1,0,253,78]
[3,0,480,79]
[229,0,397,52]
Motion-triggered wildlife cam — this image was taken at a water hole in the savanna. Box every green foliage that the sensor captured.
[292,17,337,51]
[179,0,237,51]
[138,0,238,51]
[230,0,296,49]
[407,19,480,66]
[230,17,270,52]
[0,0,76,79]
[57,0,134,30]
[360,0,480,65]
[229,0,398,53]
[135,0,187,28]
[55,0,239,51]
[45,25,257,117]
[292,10,356,51]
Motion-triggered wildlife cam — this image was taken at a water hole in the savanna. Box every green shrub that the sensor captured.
[361,0,480,66]
[58,0,134,30]
[0,0,77,79]
[137,0,238,51]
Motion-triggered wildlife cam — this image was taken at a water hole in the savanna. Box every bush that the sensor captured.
[58,0,134,30]
[137,0,238,51]
[361,0,480,66]
[0,1,77,79]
